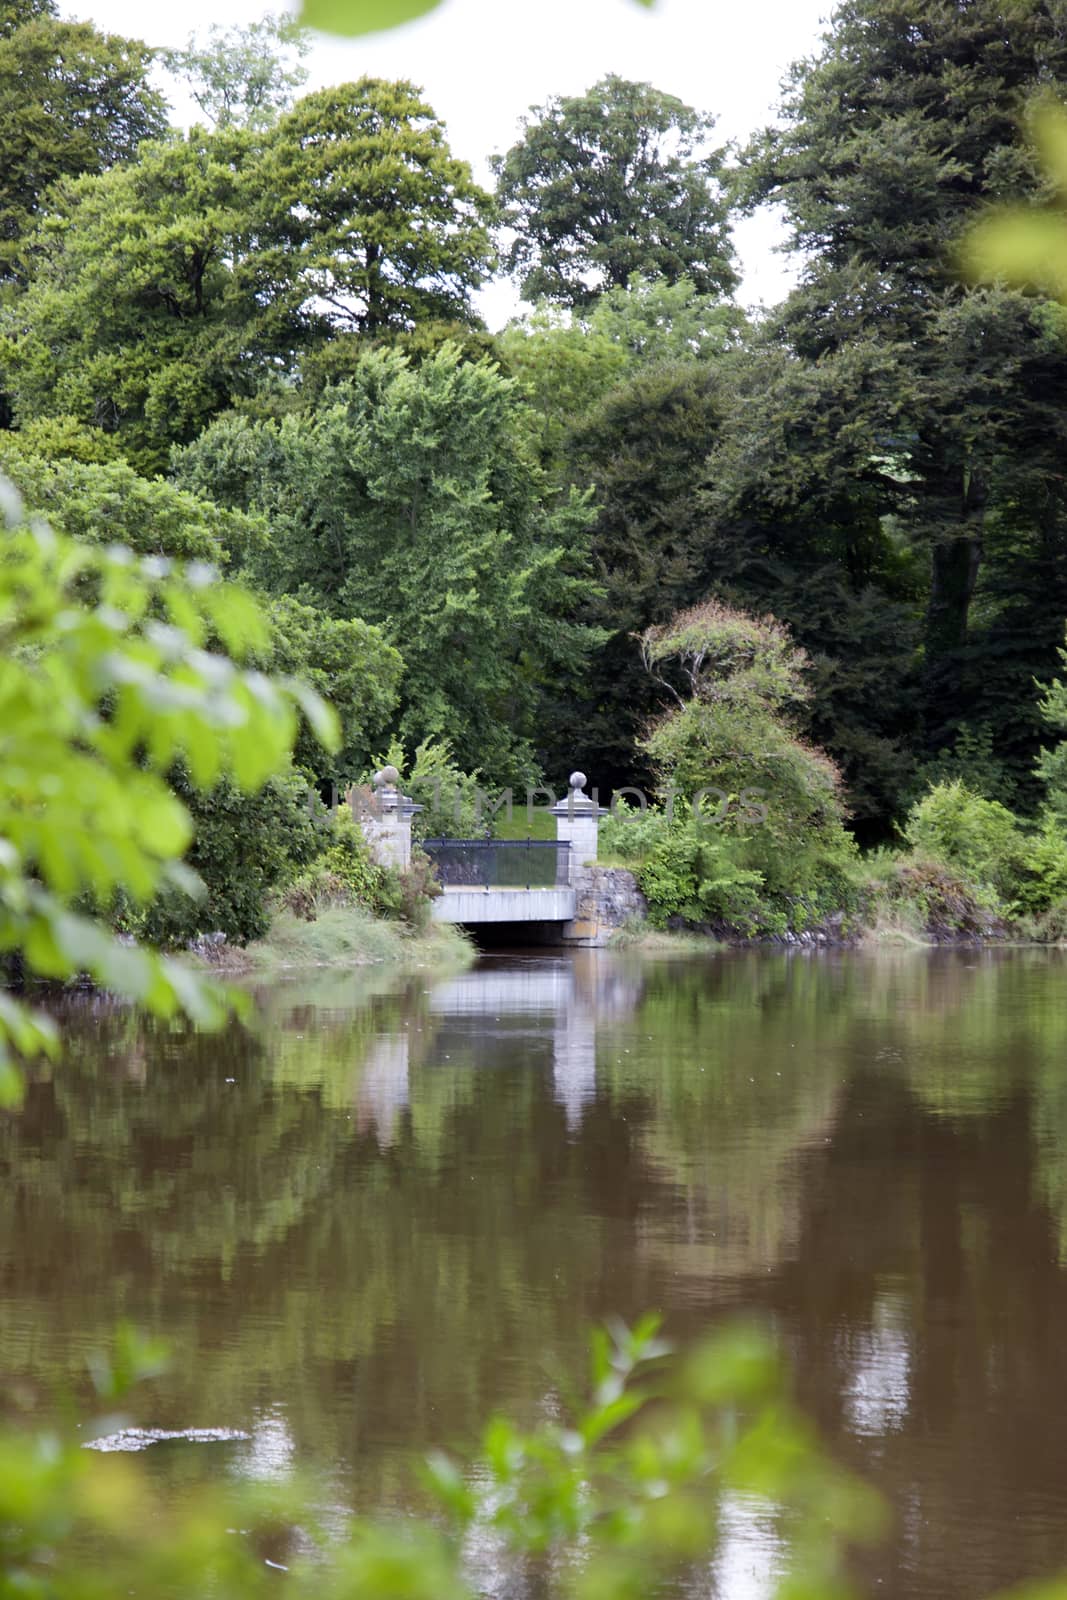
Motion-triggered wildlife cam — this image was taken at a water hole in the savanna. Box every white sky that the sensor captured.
[67,0,832,324]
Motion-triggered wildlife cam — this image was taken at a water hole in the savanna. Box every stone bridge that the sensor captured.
[359,768,645,946]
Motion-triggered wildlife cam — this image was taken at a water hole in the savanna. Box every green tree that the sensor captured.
[497,286,746,794]
[0,471,337,1098]
[160,13,310,130]
[640,601,857,925]
[254,79,495,334]
[739,0,1067,802]
[902,779,1028,907]
[0,0,165,281]
[587,271,746,365]
[545,359,729,792]
[0,436,267,563]
[1037,637,1067,833]
[498,274,744,473]
[696,332,924,831]
[175,344,601,783]
[492,76,736,309]
[0,127,289,472]
[266,596,403,784]
[1,81,496,466]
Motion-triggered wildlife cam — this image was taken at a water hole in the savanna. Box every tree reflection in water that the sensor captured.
[4,948,1067,1598]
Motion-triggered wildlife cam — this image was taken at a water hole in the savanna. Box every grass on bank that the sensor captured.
[191,904,474,974]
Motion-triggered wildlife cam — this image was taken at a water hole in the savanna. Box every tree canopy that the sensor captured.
[175,343,601,783]
[493,76,736,308]
[254,78,496,334]
[3,0,1067,934]
[730,0,1067,810]
[160,14,310,130]
[0,79,494,469]
[0,4,165,280]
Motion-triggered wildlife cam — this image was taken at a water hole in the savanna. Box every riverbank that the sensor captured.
[187,906,474,975]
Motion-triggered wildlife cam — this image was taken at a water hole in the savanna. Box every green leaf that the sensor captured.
[1030,98,1067,197]
[0,1053,24,1109]
[285,677,341,753]
[964,208,1067,297]
[297,0,444,36]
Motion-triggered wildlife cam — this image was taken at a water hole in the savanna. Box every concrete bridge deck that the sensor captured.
[430,886,576,924]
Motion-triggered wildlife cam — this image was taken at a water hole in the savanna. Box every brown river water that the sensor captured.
[4,946,1067,1597]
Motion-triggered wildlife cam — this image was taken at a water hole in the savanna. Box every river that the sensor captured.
[4,946,1067,1597]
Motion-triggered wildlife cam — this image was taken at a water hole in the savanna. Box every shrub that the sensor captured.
[131,769,320,948]
[636,826,765,933]
[598,799,674,864]
[1025,898,1067,944]
[371,736,487,841]
[862,854,1004,940]
[279,810,440,931]
[639,601,858,932]
[912,722,1016,807]
[1016,819,1067,915]
[902,780,1027,906]
[373,849,443,932]
[1037,638,1067,829]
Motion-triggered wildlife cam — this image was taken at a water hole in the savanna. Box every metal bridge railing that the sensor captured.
[422,839,571,890]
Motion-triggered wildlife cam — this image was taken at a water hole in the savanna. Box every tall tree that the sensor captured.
[545,359,730,793]
[698,331,925,830]
[492,76,736,309]
[255,79,495,334]
[160,13,310,131]
[0,128,282,471]
[499,274,745,474]
[0,1,165,280]
[736,0,1067,802]
[174,344,601,784]
[0,79,494,468]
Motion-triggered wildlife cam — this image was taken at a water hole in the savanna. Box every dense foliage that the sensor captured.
[0,472,337,1095]
[492,76,735,308]
[13,0,1067,1592]
[5,0,1067,944]
[175,343,600,783]
[0,0,165,284]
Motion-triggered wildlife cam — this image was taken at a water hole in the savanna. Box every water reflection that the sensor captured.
[4,949,1067,1597]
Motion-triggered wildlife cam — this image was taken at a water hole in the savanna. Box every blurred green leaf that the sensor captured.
[298,0,443,35]
[965,208,1067,296]
[1030,97,1067,196]
[297,0,655,35]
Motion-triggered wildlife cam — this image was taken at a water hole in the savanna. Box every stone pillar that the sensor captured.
[551,771,607,885]
[357,765,422,871]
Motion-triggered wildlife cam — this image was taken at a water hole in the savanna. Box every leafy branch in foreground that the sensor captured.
[964,97,1067,300]
[0,475,338,1102]
[297,0,655,40]
[0,1317,885,1599]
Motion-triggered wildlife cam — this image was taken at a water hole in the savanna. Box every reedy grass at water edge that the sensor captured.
[189,905,475,975]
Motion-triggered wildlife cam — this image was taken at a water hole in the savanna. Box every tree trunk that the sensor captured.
[923,467,985,752]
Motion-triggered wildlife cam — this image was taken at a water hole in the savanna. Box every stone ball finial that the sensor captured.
[569,770,587,793]
[381,764,400,787]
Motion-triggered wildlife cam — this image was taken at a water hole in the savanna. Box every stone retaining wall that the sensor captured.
[561,866,647,946]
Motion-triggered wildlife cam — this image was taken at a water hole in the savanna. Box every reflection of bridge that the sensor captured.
[357,958,642,1140]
